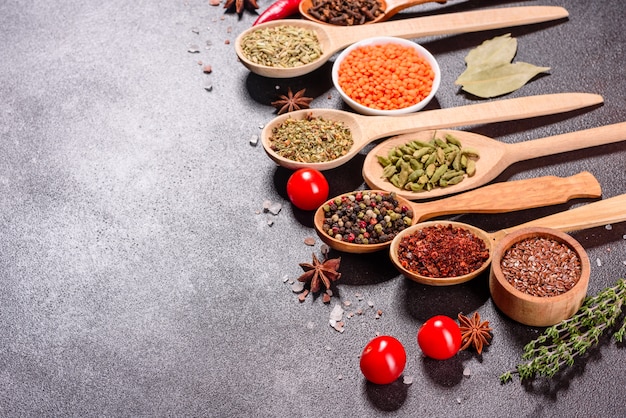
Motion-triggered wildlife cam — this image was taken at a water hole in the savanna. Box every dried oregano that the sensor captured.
[500,278,626,383]
[455,33,550,98]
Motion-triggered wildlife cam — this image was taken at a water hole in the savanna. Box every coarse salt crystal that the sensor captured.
[291,281,305,293]
[330,304,344,321]
[596,258,602,267]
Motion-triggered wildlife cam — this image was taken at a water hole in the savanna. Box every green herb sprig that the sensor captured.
[500,278,626,383]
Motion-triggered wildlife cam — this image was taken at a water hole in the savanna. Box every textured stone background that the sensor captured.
[1,0,624,416]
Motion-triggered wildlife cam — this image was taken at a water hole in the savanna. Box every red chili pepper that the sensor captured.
[253,0,303,26]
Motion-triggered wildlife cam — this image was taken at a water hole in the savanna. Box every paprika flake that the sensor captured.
[397,224,489,278]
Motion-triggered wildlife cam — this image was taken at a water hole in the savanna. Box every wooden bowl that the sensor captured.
[489,227,590,327]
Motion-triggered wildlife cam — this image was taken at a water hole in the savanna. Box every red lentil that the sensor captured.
[337,42,435,110]
[396,224,489,278]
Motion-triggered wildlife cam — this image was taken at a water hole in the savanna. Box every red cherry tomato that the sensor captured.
[286,168,329,211]
[359,335,407,384]
[417,315,462,360]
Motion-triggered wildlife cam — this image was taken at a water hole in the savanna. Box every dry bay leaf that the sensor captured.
[458,62,551,98]
[465,33,517,69]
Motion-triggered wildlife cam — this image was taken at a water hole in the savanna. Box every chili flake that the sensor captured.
[396,224,489,278]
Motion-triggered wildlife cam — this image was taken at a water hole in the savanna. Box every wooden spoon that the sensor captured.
[299,0,448,26]
[389,193,626,285]
[236,6,568,78]
[364,121,626,200]
[262,92,603,171]
[313,171,601,254]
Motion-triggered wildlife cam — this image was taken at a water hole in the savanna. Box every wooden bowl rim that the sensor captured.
[490,227,591,304]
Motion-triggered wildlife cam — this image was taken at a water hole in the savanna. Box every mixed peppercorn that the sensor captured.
[320,191,413,244]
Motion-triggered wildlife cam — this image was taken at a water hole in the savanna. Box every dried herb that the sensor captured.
[224,0,259,14]
[455,33,550,98]
[239,25,323,68]
[297,253,341,293]
[458,312,493,354]
[500,279,626,383]
[268,113,353,163]
[271,88,313,114]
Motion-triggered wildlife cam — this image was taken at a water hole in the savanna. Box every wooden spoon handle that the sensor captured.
[364,93,603,141]
[382,0,447,20]
[332,6,569,48]
[495,193,626,241]
[504,121,626,163]
[411,172,601,222]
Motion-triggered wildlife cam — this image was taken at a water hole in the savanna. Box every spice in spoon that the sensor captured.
[396,224,489,278]
[307,0,384,25]
[269,113,353,163]
[376,132,479,192]
[239,25,323,68]
[320,191,413,244]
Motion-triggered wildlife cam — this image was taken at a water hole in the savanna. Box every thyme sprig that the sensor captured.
[500,278,626,383]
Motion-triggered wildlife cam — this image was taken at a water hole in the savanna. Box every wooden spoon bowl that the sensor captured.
[299,0,448,26]
[363,122,626,200]
[389,220,494,286]
[313,171,601,254]
[489,227,590,327]
[387,193,626,286]
[261,93,604,172]
[236,6,568,78]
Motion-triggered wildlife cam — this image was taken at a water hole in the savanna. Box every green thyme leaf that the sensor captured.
[501,278,626,384]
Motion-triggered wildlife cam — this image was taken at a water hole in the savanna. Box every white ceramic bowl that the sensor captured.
[332,36,441,116]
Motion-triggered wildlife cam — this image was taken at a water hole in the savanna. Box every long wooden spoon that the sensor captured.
[236,6,568,78]
[313,171,601,253]
[363,121,626,200]
[389,193,626,285]
[299,0,448,26]
[262,92,603,171]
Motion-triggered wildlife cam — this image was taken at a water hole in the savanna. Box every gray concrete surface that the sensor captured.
[1,0,625,416]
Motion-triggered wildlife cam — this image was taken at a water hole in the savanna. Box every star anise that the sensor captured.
[458,312,493,354]
[298,253,341,293]
[271,88,313,115]
[224,0,259,15]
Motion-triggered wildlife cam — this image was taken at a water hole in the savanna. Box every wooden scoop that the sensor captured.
[300,0,448,26]
[363,121,626,200]
[389,193,626,286]
[236,6,569,78]
[262,93,603,171]
[314,172,601,253]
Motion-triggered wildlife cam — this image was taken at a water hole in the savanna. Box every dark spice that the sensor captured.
[307,0,384,25]
[500,236,581,297]
[321,191,413,244]
[224,0,259,15]
[271,88,313,114]
[396,224,489,278]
